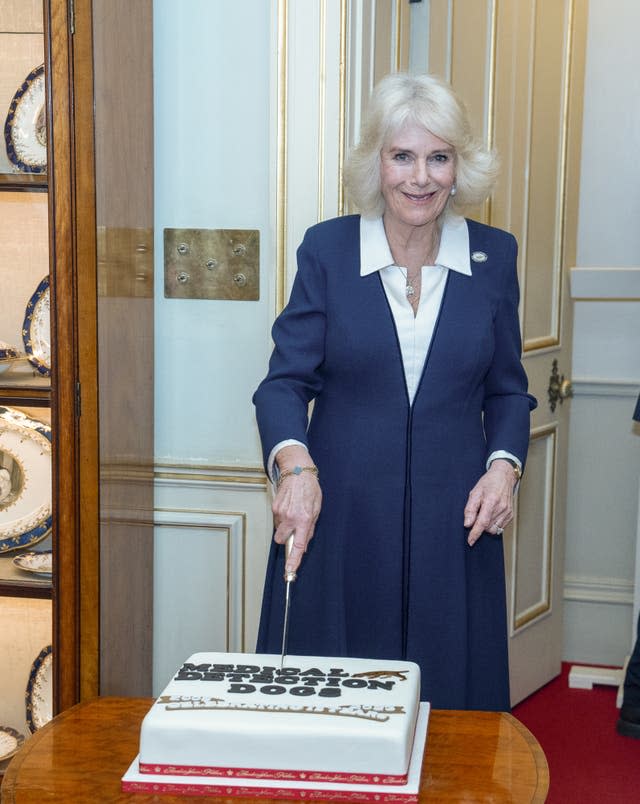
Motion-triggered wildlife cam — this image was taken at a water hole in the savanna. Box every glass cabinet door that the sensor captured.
[0,0,53,773]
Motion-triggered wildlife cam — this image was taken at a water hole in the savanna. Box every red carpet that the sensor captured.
[513,663,640,803]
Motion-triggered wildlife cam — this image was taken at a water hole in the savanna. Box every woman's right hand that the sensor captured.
[272,448,322,576]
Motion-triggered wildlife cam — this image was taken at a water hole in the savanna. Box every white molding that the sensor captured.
[154,508,246,649]
[152,462,273,685]
[281,0,348,298]
[154,462,267,491]
[153,507,247,694]
[570,266,640,299]
[564,574,634,606]
[154,476,267,494]
[570,378,640,397]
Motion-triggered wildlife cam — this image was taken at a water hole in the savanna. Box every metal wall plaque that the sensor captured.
[164,228,259,300]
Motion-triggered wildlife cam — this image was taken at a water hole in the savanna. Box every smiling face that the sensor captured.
[380,122,456,236]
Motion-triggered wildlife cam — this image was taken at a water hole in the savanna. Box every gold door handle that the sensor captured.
[547,359,573,412]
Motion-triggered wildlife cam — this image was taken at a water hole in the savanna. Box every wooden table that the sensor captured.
[1,697,549,802]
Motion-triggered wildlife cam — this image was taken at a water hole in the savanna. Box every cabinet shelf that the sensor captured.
[0,375,51,407]
[0,580,51,599]
[0,174,47,192]
[0,554,52,600]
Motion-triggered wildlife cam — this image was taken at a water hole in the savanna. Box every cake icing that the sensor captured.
[139,652,421,781]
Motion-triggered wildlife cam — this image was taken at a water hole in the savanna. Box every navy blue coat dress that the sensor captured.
[253,214,536,710]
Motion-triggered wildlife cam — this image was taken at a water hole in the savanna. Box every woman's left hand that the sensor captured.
[463,460,517,546]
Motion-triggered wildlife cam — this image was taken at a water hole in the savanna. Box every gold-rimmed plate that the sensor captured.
[26,645,53,733]
[12,549,52,577]
[0,725,25,763]
[0,407,51,553]
[22,277,50,376]
[0,341,19,361]
[4,64,47,174]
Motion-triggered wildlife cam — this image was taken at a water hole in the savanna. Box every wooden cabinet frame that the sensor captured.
[46,0,100,709]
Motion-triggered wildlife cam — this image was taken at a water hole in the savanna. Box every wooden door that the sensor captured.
[426,0,587,703]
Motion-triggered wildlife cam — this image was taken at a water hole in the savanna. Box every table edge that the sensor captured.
[503,712,550,802]
[1,697,139,800]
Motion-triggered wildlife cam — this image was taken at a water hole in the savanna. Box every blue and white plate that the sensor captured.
[0,725,25,762]
[0,407,51,553]
[0,342,18,361]
[25,645,53,733]
[4,64,47,174]
[0,342,24,376]
[12,549,52,577]
[22,277,50,377]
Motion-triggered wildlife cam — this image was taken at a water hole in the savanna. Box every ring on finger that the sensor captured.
[494,523,504,535]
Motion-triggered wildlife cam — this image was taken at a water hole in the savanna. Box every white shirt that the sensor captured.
[267,213,519,480]
[360,213,470,402]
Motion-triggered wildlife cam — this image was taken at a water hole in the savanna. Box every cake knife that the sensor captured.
[280,533,297,669]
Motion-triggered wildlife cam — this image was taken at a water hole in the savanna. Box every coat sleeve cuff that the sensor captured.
[267,439,309,485]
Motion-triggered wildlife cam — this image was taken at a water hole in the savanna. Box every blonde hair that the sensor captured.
[344,72,498,217]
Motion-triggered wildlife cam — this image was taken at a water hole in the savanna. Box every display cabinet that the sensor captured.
[1,0,154,777]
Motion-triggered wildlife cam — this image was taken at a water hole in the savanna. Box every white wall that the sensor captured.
[150,0,400,693]
[151,0,373,694]
[154,0,272,467]
[564,0,640,664]
[152,0,274,690]
[576,0,640,267]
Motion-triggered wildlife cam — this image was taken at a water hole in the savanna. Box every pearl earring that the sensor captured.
[450,184,457,196]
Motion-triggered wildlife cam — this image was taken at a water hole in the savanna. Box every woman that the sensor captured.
[253,73,536,710]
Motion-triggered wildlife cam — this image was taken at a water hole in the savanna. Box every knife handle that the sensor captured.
[284,533,297,583]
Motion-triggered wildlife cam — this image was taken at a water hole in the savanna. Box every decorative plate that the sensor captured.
[4,64,47,174]
[22,277,51,376]
[0,725,25,763]
[0,341,19,361]
[0,406,52,554]
[12,549,52,576]
[25,645,53,733]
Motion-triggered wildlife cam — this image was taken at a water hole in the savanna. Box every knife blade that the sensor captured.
[280,533,297,670]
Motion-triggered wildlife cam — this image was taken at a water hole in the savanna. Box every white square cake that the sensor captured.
[138,652,421,784]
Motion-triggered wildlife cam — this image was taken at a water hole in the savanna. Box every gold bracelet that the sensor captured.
[278,465,319,486]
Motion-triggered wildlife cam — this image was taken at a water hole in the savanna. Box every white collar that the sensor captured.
[359,213,472,277]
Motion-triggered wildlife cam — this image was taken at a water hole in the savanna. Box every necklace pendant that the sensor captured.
[405,283,415,297]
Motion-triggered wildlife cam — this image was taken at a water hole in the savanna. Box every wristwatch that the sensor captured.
[502,458,522,481]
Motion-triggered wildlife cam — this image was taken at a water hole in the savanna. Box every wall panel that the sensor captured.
[512,426,555,631]
[153,466,271,694]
